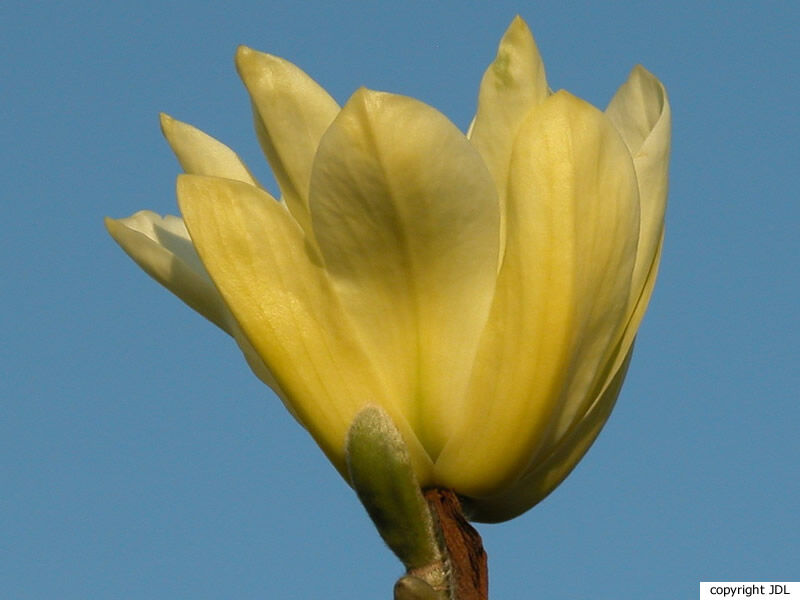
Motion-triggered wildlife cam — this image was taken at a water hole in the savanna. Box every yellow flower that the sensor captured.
[106,16,670,523]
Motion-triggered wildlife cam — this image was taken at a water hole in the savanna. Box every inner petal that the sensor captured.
[308,88,500,458]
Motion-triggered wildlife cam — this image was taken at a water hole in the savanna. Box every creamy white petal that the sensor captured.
[105,211,231,332]
[308,88,500,459]
[606,66,671,309]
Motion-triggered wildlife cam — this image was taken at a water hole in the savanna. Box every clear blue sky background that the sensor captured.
[3,2,798,598]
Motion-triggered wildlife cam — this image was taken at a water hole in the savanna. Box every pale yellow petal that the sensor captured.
[231,326,286,397]
[177,174,433,481]
[468,16,549,266]
[308,88,500,459]
[461,236,664,521]
[606,66,670,308]
[235,47,340,238]
[105,210,286,396]
[159,113,259,185]
[605,233,664,387]
[507,71,670,475]
[463,344,634,522]
[104,211,231,332]
[435,91,640,497]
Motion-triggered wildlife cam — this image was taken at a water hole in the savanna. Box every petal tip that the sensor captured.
[349,85,374,102]
[508,14,530,32]
[235,44,254,61]
[235,45,260,78]
[158,112,177,139]
[103,215,120,236]
[627,64,668,97]
[340,86,387,116]
[548,88,579,106]
[503,14,535,48]
[235,45,283,80]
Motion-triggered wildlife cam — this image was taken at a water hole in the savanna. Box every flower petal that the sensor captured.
[435,92,640,497]
[308,89,500,458]
[497,71,671,491]
[159,113,260,185]
[449,231,663,520]
[105,211,286,396]
[104,211,231,332]
[606,66,670,309]
[235,47,340,239]
[472,234,660,523]
[463,344,634,522]
[468,16,549,266]
[176,174,433,480]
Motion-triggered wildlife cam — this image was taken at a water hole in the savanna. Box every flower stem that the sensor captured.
[424,489,488,600]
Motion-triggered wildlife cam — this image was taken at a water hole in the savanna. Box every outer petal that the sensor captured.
[308,89,500,459]
[158,114,286,390]
[606,66,670,309]
[435,92,640,497]
[468,16,549,266]
[112,114,260,329]
[105,211,231,332]
[235,47,340,239]
[463,344,634,522]
[160,113,260,185]
[601,68,669,406]
[177,175,433,481]
[462,73,670,518]
[464,235,664,521]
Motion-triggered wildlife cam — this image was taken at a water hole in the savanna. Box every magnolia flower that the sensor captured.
[106,17,669,523]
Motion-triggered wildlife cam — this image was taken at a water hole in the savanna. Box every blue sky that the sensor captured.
[3,1,798,598]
